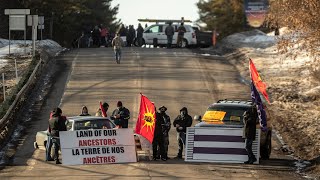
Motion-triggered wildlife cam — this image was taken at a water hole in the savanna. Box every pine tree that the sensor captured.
[18,0,120,46]
[197,0,246,38]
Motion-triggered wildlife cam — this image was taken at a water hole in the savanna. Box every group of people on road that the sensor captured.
[77,24,113,48]
[45,101,130,164]
[152,106,193,161]
[45,102,258,164]
[117,23,144,47]
[164,22,186,49]
[76,22,188,64]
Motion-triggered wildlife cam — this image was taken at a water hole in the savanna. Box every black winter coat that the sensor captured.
[154,112,165,138]
[243,107,258,140]
[48,115,67,137]
[173,111,192,133]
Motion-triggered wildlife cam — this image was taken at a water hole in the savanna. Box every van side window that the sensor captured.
[149,25,160,33]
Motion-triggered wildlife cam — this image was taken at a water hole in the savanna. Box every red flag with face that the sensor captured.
[135,94,156,143]
[249,59,270,103]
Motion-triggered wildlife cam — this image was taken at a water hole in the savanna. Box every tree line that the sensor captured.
[197,0,319,61]
[0,0,120,47]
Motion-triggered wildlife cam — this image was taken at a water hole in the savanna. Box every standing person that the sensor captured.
[48,107,67,164]
[129,25,136,47]
[112,33,124,64]
[79,106,91,116]
[136,23,144,46]
[152,109,166,161]
[176,23,186,48]
[95,102,109,117]
[100,25,108,47]
[45,110,55,161]
[243,104,258,164]
[173,107,192,159]
[165,22,175,48]
[156,106,171,159]
[92,25,101,47]
[111,101,130,128]
[126,25,133,47]
[118,24,127,37]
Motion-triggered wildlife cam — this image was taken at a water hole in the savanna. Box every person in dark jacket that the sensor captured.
[136,23,144,46]
[92,25,101,47]
[165,22,175,48]
[48,107,67,164]
[112,101,130,128]
[45,110,55,161]
[243,104,258,164]
[152,109,166,161]
[176,23,186,48]
[118,24,127,37]
[79,106,91,116]
[156,106,171,159]
[173,107,192,159]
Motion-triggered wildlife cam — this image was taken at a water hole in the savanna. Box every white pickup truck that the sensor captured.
[142,24,197,48]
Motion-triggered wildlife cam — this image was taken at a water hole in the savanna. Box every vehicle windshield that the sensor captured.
[203,105,249,125]
[74,119,115,130]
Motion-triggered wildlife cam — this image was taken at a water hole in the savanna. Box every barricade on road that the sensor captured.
[134,134,152,161]
[185,127,261,164]
[60,128,137,165]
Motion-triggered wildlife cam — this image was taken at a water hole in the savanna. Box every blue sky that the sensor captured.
[111,0,200,26]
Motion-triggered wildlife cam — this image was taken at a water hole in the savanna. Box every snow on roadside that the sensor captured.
[222,28,320,165]
[0,39,63,69]
[222,29,276,49]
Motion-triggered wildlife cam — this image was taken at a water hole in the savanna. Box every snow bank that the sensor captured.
[223,29,276,49]
[0,39,63,68]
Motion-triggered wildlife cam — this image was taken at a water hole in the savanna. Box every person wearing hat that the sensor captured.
[156,106,171,159]
[111,101,130,128]
[152,107,166,161]
[95,102,109,117]
[173,107,192,159]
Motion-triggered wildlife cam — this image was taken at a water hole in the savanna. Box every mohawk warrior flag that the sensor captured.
[135,94,156,143]
[251,82,267,130]
[249,59,270,103]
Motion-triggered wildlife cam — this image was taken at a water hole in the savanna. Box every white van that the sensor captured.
[142,24,197,48]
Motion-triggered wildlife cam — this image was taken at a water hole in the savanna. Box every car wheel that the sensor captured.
[181,39,188,48]
[142,39,145,46]
[261,132,272,160]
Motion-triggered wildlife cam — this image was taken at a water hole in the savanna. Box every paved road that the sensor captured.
[0,48,303,179]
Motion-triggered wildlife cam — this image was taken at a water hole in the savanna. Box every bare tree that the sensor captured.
[267,0,320,61]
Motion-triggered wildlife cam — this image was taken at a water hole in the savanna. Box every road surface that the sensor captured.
[0,47,303,179]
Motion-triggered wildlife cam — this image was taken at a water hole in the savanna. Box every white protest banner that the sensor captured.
[60,129,137,165]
